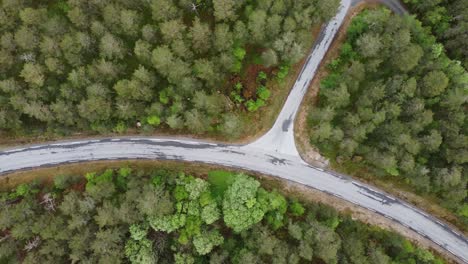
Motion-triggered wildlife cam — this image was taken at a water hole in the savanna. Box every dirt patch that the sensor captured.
[237,25,324,143]
[0,160,460,263]
[294,2,468,237]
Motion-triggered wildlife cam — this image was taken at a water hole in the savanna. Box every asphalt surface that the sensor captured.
[0,0,466,263]
[1,138,467,262]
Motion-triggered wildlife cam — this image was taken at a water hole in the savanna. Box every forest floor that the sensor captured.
[294,2,468,236]
[0,160,459,264]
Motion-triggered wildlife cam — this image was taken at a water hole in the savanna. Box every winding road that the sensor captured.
[1,0,466,263]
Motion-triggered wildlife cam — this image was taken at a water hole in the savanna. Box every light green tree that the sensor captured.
[193,230,224,255]
[222,174,267,232]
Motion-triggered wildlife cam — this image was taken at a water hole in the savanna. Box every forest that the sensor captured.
[0,0,339,139]
[402,0,468,69]
[308,8,467,224]
[0,167,444,264]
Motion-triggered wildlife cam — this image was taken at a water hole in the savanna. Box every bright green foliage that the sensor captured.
[199,191,213,207]
[113,122,127,134]
[245,99,265,112]
[10,184,32,198]
[267,191,288,214]
[266,211,285,230]
[159,90,170,105]
[263,191,288,229]
[149,214,186,233]
[173,185,189,201]
[152,175,163,186]
[150,169,170,187]
[207,170,236,198]
[234,82,242,91]
[289,201,305,216]
[231,46,246,73]
[257,86,271,101]
[85,169,114,190]
[320,73,340,89]
[115,167,131,190]
[129,224,148,241]
[257,71,267,82]
[184,178,209,200]
[174,253,195,264]
[327,58,342,71]
[222,174,267,232]
[233,46,246,61]
[119,167,132,178]
[201,203,220,225]
[276,65,290,81]
[459,205,468,218]
[181,215,202,239]
[146,115,161,126]
[231,92,244,104]
[125,238,155,264]
[245,100,256,112]
[230,82,244,104]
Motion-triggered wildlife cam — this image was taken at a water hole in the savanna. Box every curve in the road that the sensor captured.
[1,138,467,263]
[1,0,467,263]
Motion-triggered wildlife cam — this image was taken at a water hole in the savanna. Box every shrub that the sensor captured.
[146,115,161,126]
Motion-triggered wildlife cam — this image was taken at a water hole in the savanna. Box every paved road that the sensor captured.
[0,0,466,263]
[250,0,407,156]
[1,138,467,262]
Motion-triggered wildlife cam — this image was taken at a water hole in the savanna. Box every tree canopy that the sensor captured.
[403,0,468,69]
[0,0,339,139]
[0,166,445,264]
[308,8,467,224]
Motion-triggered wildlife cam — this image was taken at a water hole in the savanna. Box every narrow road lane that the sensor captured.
[249,0,351,156]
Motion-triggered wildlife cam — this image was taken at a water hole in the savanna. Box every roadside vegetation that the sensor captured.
[403,0,468,69]
[0,0,338,140]
[308,8,467,225]
[0,166,444,263]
